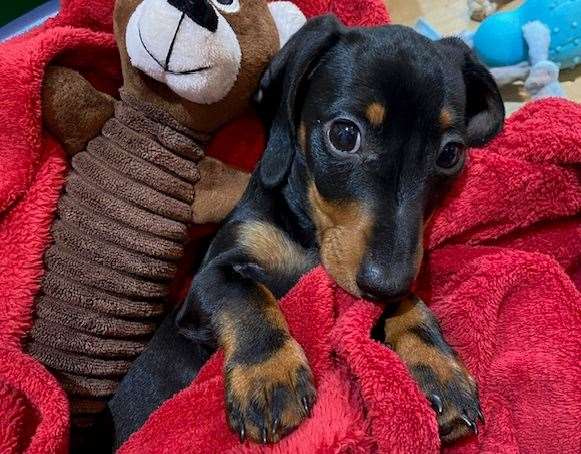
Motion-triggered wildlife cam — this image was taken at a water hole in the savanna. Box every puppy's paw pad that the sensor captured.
[225,339,316,444]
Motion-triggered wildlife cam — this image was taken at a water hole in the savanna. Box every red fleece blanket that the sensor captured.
[0,1,580,453]
[119,100,581,453]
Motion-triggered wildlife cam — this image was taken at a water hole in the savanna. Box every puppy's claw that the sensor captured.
[302,396,311,416]
[261,427,268,444]
[477,408,485,424]
[460,414,477,434]
[429,394,443,414]
[272,418,280,435]
[239,425,246,443]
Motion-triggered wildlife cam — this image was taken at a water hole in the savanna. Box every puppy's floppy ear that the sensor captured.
[438,37,505,147]
[255,14,343,188]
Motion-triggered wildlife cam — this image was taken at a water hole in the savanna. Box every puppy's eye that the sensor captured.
[211,0,240,13]
[436,142,464,170]
[328,120,361,154]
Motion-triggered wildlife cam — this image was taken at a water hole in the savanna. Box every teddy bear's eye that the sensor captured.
[212,0,240,14]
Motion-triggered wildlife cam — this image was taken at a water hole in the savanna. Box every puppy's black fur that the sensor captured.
[111,15,504,446]
[108,309,213,449]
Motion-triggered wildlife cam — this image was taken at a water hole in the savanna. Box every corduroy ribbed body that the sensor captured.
[26,89,207,424]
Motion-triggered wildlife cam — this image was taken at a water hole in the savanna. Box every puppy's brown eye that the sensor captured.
[328,120,361,154]
[437,142,464,169]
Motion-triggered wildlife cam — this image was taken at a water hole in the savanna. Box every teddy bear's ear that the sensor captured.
[268,1,307,48]
[256,15,343,188]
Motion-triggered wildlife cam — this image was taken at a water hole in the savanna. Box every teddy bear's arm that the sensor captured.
[42,66,115,155]
[192,157,251,224]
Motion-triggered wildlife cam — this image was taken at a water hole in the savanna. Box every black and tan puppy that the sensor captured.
[178,15,504,444]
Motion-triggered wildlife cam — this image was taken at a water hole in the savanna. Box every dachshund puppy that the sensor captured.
[179,15,504,444]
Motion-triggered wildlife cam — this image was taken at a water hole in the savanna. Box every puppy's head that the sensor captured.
[257,16,504,300]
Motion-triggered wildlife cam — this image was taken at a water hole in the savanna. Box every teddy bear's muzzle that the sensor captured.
[125,0,242,104]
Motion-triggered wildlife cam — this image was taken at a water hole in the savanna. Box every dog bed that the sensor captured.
[0,0,580,453]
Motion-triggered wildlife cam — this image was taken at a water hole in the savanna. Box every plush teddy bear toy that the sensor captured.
[29,0,305,430]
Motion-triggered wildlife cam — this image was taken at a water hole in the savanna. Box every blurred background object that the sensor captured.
[0,0,59,41]
[386,0,581,112]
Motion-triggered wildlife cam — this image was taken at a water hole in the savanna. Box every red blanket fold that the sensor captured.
[1,0,580,453]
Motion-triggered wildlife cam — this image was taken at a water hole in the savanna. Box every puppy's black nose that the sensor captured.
[356,260,413,302]
[168,0,218,33]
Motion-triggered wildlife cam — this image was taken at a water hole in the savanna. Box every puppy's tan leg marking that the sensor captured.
[238,220,311,278]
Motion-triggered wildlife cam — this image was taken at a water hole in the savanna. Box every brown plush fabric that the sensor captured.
[26,89,208,426]
[193,157,251,224]
[43,66,115,155]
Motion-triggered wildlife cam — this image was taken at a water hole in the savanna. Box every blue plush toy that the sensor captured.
[473,0,581,69]
[414,10,569,99]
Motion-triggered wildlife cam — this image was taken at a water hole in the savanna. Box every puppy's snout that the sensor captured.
[356,258,413,302]
[168,0,218,33]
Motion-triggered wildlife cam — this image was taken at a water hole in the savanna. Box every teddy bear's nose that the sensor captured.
[167,0,219,33]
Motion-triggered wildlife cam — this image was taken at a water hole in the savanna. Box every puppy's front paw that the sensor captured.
[225,338,316,444]
[381,296,483,443]
[412,359,482,444]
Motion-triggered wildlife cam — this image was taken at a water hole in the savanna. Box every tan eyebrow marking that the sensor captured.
[297,122,307,151]
[366,102,387,126]
[439,108,454,130]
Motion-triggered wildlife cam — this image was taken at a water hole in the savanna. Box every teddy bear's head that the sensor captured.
[115,0,305,132]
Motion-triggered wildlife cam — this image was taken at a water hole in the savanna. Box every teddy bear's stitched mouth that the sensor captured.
[166,66,212,75]
[138,27,212,76]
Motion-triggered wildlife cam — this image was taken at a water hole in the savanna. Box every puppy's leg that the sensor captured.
[186,250,315,444]
[382,296,482,443]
